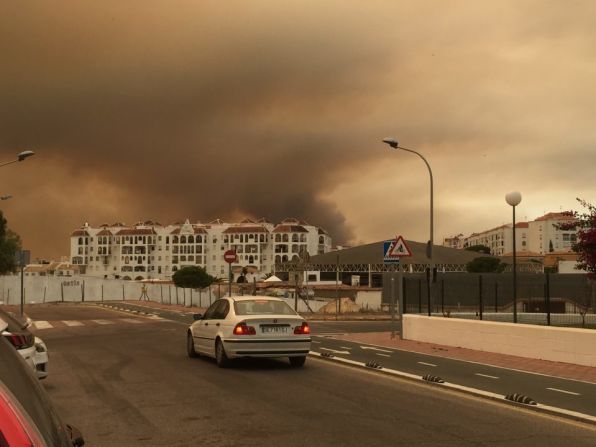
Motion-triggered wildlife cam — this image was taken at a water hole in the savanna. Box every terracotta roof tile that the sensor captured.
[71,230,89,237]
[272,225,308,233]
[116,228,156,235]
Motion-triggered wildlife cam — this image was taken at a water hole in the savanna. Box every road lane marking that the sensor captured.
[376,353,391,357]
[34,321,53,329]
[339,346,353,350]
[475,373,499,380]
[361,346,393,353]
[312,341,321,344]
[92,319,115,325]
[320,348,351,355]
[310,353,596,425]
[62,320,84,327]
[547,388,581,396]
[417,361,437,367]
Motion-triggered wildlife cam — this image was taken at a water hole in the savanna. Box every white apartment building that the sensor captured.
[450,211,578,257]
[464,223,530,256]
[70,218,333,281]
[528,212,577,255]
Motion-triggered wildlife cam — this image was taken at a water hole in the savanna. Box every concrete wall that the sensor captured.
[355,290,382,310]
[403,314,596,367]
[0,275,327,313]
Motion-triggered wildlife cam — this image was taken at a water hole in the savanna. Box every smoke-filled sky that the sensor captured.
[1,1,595,259]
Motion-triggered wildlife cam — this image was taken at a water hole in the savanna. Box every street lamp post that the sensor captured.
[0,150,35,168]
[382,138,434,316]
[505,191,522,323]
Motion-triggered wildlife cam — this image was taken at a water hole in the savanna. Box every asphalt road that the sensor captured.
[22,304,596,446]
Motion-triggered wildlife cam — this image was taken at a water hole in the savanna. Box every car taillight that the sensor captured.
[294,322,310,335]
[7,334,30,350]
[0,382,46,447]
[233,323,256,335]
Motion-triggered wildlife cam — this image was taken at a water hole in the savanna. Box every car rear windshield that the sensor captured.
[234,300,297,316]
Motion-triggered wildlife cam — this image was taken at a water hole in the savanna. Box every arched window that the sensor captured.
[292,245,299,253]
[275,255,281,263]
[275,234,281,242]
[282,234,289,242]
[197,235,202,243]
[173,236,179,244]
[292,255,300,262]
[282,255,288,262]
[249,255,254,264]
[180,235,186,244]
[292,234,299,242]
[188,235,194,243]
[300,234,307,242]
[78,237,83,245]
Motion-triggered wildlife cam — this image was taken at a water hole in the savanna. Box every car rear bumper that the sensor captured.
[223,338,311,358]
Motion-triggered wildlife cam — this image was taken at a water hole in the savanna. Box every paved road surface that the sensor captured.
[21,304,596,446]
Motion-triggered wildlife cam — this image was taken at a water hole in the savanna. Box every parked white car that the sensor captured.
[0,309,49,379]
[187,296,312,367]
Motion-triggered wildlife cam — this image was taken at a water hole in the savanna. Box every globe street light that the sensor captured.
[382,137,434,316]
[0,150,35,168]
[505,191,522,323]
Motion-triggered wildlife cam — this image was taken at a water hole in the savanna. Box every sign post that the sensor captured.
[223,250,238,297]
[383,236,412,339]
[16,250,30,316]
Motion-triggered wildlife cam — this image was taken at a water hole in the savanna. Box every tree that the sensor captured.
[172,266,216,289]
[466,256,505,273]
[0,211,22,274]
[549,240,554,253]
[465,245,491,255]
[559,199,596,277]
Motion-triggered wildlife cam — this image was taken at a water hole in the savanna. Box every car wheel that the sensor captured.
[215,339,231,368]
[289,356,306,367]
[187,331,198,358]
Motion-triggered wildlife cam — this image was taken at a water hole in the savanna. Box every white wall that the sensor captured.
[355,290,382,311]
[403,314,596,367]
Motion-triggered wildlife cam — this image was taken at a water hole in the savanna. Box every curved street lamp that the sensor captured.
[382,137,434,316]
[0,150,35,168]
[505,191,522,323]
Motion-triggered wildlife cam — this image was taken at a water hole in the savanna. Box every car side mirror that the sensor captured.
[66,424,85,446]
[192,313,203,321]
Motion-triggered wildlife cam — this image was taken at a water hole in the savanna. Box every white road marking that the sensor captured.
[312,341,321,344]
[376,353,391,357]
[547,388,581,396]
[361,346,393,353]
[34,321,53,330]
[320,348,351,355]
[92,319,114,325]
[120,318,143,324]
[417,361,437,367]
[310,353,596,425]
[475,373,499,380]
[62,320,84,327]
[339,346,353,350]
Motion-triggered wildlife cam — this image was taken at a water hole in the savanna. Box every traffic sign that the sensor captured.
[223,250,237,264]
[383,236,412,264]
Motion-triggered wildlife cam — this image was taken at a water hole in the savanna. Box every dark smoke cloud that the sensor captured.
[1,1,596,258]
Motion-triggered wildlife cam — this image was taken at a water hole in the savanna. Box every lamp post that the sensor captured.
[0,150,35,168]
[382,137,434,316]
[505,191,522,323]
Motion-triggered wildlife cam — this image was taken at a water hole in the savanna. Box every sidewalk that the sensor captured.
[102,300,596,384]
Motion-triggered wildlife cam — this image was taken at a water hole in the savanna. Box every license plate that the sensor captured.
[261,326,288,334]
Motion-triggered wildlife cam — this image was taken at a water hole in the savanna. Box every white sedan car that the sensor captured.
[187,296,311,367]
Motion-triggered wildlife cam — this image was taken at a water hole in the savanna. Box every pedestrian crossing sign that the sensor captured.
[383,236,412,263]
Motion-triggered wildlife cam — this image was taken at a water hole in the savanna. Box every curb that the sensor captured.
[309,352,596,426]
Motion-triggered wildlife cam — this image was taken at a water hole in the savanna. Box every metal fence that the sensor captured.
[383,272,596,329]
